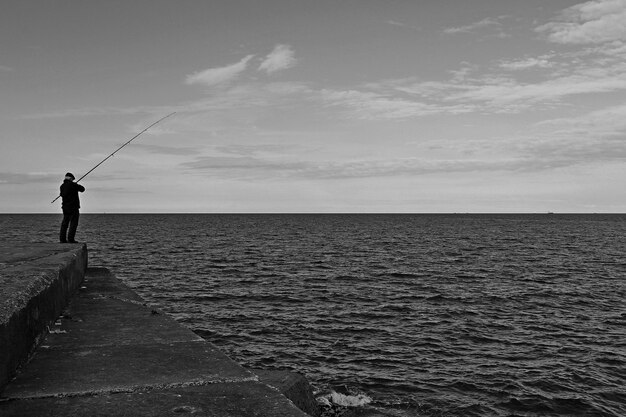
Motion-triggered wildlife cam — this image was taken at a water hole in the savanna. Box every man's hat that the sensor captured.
[65,172,75,179]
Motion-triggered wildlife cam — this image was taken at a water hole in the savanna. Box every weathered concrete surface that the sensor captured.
[0,383,311,417]
[0,267,313,416]
[0,242,87,391]
[340,409,405,417]
[254,369,321,417]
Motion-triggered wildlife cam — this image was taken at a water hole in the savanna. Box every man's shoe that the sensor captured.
[60,240,67,243]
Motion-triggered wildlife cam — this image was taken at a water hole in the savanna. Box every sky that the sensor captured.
[2,0,625,213]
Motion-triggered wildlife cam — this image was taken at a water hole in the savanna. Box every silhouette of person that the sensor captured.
[59,172,85,243]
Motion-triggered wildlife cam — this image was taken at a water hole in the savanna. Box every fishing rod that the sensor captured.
[51,112,176,204]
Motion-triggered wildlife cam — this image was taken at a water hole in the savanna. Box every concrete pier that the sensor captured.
[0,243,318,416]
[0,242,88,390]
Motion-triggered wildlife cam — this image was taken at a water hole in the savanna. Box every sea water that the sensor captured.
[3,214,625,416]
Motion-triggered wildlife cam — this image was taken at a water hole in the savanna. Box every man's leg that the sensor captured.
[67,210,80,242]
[60,212,70,243]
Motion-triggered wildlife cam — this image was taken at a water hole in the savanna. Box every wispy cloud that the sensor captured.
[444,17,503,35]
[445,72,626,109]
[536,103,626,136]
[499,56,556,70]
[186,54,255,87]
[184,44,295,89]
[178,41,625,123]
[215,144,291,156]
[321,58,626,117]
[174,92,626,179]
[318,88,472,120]
[258,44,297,74]
[364,42,626,114]
[519,103,626,167]
[181,150,596,181]
[182,155,306,180]
[131,143,201,156]
[537,0,626,44]
[19,105,156,119]
[386,20,421,31]
[20,82,310,125]
[0,65,14,72]
[0,172,55,185]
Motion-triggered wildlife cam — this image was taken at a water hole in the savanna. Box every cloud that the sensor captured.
[506,103,626,171]
[0,65,14,72]
[182,155,307,180]
[258,44,297,74]
[262,81,311,95]
[295,42,626,120]
[536,103,626,136]
[185,45,295,89]
[175,99,626,181]
[186,54,255,87]
[446,73,626,108]
[214,144,290,156]
[519,135,626,171]
[181,151,583,181]
[19,105,157,119]
[298,158,521,179]
[318,88,473,120]
[387,20,406,27]
[131,143,201,156]
[387,20,421,31]
[20,81,313,129]
[499,56,556,70]
[537,0,626,44]
[0,172,55,185]
[443,17,502,34]
[374,46,626,113]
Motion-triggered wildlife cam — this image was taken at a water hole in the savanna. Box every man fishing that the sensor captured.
[51,113,176,242]
[59,172,85,243]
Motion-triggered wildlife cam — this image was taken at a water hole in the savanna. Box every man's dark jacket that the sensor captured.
[60,180,85,211]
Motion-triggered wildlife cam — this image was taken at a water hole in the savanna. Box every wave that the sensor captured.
[318,391,373,407]
[499,396,605,416]
[380,271,427,279]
